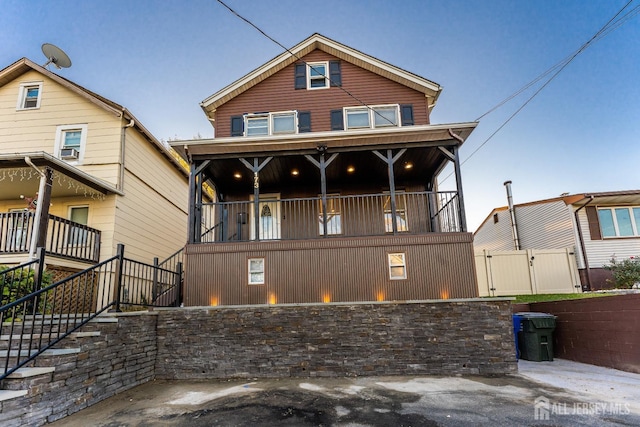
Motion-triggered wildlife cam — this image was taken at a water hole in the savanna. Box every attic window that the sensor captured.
[17,82,43,110]
[295,61,341,90]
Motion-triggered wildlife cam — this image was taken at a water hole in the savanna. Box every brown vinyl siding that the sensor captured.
[215,50,430,137]
[183,233,478,306]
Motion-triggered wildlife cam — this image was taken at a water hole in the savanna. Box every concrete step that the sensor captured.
[0,347,81,358]
[0,389,28,402]
[4,366,55,378]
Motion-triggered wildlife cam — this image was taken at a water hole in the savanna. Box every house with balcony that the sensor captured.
[172,34,479,306]
[0,58,188,278]
[474,190,640,290]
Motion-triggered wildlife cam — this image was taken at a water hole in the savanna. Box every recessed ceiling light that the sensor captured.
[347,166,355,173]
[404,162,413,170]
[233,172,242,179]
[291,169,299,176]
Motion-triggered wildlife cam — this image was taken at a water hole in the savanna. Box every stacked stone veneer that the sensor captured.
[1,299,516,426]
[0,312,157,426]
[155,299,517,379]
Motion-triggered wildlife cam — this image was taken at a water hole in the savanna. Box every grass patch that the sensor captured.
[512,293,616,304]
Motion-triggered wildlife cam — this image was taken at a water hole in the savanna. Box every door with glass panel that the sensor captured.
[68,206,89,245]
[250,194,281,240]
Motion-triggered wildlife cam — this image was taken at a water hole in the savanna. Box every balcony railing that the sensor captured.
[198,191,462,243]
[0,212,101,263]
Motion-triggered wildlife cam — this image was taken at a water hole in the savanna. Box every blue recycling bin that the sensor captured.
[512,314,523,359]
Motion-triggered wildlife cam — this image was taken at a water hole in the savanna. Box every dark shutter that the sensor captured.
[298,111,311,133]
[400,104,414,126]
[329,61,341,87]
[294,63,306,89]
[230,115,244,137]
[585,206,602,240]
[330,109,344,131]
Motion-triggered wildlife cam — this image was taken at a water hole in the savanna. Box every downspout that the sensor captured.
[25,156,47,260]
[573,196,594,291]
[118,118,135,191]
[504,180,520,250]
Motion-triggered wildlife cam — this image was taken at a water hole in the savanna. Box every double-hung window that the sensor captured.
[54,124,88,163]
[388,253,407,280]
[248,258,265,285]
[344,105,400,130]
[17,82,43,110]
[598,207,640,237]
[307,62,329,89]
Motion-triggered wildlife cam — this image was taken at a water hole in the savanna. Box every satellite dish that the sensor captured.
[41,43,72,69]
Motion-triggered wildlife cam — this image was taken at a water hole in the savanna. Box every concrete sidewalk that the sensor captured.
[49,359,640,426]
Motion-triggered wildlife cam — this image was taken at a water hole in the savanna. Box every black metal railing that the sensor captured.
[0,244,182,380]
[0,211,101,263]
[198,191,462,242]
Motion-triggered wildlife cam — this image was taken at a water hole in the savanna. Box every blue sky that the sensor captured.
[2,0,639,230]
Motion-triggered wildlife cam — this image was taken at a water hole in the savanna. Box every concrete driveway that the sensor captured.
[49,359,640,426]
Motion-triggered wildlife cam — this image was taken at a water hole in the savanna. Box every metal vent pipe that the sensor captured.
[504,180,520,250]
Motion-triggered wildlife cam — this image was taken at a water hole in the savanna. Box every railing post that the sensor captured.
[112,244,125,312]
[174,262,183,307]
[33,247,46,293]
[152,257,159,302]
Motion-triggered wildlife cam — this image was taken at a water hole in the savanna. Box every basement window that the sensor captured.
[248,258,265,285]
[388,253,407,280]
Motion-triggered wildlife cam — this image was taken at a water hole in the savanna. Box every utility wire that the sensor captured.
[440,0,637,183]
[215,0,397,126]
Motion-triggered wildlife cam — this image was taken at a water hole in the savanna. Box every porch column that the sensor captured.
[27,163,53,260]
[452,146,467,232]
[373,149,406,235]
[426,179,438,232]
[239,157,273,241]
[305,151,338,237]
[187,160,210,243]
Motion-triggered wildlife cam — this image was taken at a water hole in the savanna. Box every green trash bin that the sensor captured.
[515,312,556,362]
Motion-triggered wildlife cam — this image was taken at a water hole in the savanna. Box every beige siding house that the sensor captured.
[0,58,188,272]
[474,191,640,290]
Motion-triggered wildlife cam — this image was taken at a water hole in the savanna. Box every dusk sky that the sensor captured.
[2,0,639,231]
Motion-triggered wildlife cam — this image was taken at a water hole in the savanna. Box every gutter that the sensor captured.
[573,196,594,291]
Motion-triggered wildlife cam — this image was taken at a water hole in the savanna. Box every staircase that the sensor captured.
[0,314,119,426]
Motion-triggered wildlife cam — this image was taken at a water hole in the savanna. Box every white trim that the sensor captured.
[244,111,298,136]
[16,81,43,110]
[388,252,407,280]
[344,104,400,130]
[306,61,329,90]
[598,206,640,238]
[54,124,88,165]
[248,257,265,285]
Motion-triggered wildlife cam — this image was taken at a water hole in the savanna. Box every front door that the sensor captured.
[250,193,281,240]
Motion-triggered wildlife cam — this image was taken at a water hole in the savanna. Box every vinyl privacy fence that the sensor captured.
[475,248,581,296]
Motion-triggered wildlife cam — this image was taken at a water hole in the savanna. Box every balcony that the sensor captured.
[198,191,462,243]
[0,211,100,263]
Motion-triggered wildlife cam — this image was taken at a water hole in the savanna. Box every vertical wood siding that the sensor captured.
[215,50,430,137]
[184,233,478,306]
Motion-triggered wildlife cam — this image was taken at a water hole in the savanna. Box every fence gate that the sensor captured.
[475,248,581,296]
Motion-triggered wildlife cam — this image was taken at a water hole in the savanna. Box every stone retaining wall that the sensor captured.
[155,299,517,379]
[0,313,158,426]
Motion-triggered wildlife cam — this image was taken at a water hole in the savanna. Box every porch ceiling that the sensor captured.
[176,122,477,195]
[0,152,121,202]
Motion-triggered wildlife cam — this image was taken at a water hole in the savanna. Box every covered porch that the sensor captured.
[174,123,479,306]
[0,152,119,265]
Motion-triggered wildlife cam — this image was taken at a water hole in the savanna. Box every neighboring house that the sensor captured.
[172,34,479,306]
[0,58,188,277]
[474,190,640,290]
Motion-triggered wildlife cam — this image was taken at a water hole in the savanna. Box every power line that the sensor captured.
[440,0,638,183]
[215,0,397,126]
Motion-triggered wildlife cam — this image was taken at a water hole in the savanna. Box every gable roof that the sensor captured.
[474,190,640,233]
[0,58,187,178]
[200,33,443,117]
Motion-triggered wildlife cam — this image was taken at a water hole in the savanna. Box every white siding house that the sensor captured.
[474,191,640,290]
